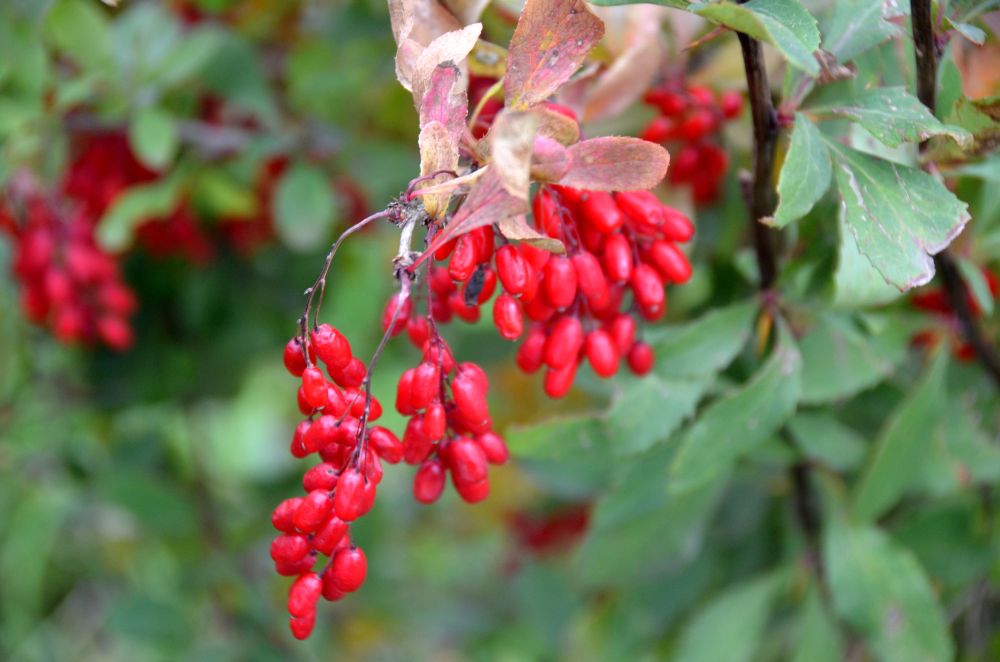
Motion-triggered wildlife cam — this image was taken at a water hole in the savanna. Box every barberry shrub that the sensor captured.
[2,0,1000,659]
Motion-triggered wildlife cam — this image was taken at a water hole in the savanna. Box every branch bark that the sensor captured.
[910,0,1000,390]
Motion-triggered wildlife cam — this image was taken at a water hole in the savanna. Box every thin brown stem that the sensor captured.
[909,0,1000,391]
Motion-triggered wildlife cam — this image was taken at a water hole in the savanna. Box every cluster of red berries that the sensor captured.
[412,185,693,397]
[2,190,137,350]
[911,268,999,362]
[640,84,743,204]
[274,314,507,639]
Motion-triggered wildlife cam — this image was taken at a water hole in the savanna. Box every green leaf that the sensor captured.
[97,176,184,251]
[793,589,843,662]
[916,396,1000,497]
[944,17,985,45]
[507,415,613,497]
[669,325,801,495]
[129,106,178,171]
[694,0,821,75]
[829,143,970,290]
[810,87,972,148]
[787,411,866,471]
[648,300,757,378]
[272,163,337,252]
[833,206,906,307]
[853,351,947,521]
[157,27,225,88]
[44,0,113,72]
[798,312,909,404]
[673,571,787,662]
[824,517,953,662]
[193,169,259,218]
[821,0,902,62]
[769,113,831,227]
[575,443,727,587]
[603,376,710,455]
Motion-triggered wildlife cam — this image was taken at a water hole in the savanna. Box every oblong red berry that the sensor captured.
[276,555,317,577]
[543,256,578,309]
[581,191,624,234]
[614,190,665,230]
[311,516,348,556]
[413,458,446,504]
[293,490,333,533]
[544,362,578,398]
[288,572,322,618]
[516,326,547,374]
[572,252,610,310]
[301,366,328,409]
[648,241,692,284]
[272,497,304,533]
[631,264,666,319]
[290,420,311,458]
[448,291,481,323]
[381,292,412,336]
[396,368,416,415]
[403,415,433,465]
[662,207,695,243]
[303,462,339,492]
[407,316,430,347]
[476,432,509,465]
[533,187,561,238]
[333,468,366,521]
[447,437,489,484]
[448,235,477,282]
[496,244,529,295]
[544,316,584,369]
[369,426,404,464]
[585,329,619,378]
[424,403,447,441]
[270,534,310,564]
[290,613,316,640]
[411,361,440,410]
[451,374,491,435]
[609,314,636,354]
[331,546,368,592]
[312,324,352,369]
[304,415,338,453]
[493,294,523,340]
[602,233,633,283]
[452,475,489,503]
[283,338,307,377]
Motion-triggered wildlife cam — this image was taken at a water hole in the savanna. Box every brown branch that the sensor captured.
[910,0,1000,390]
[737,30,779,290]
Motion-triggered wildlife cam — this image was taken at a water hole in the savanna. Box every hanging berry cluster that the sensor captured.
[273,239,510,638]
[1,184,137,350]
[640,84,744,204]
[413,184,694,397]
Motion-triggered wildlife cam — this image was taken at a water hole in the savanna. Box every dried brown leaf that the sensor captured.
[557,136,669,190]
[418,121,460,219]
[504,0,605,110]
[490,110,540,199]
[530,136,571,182]
[498,214,566,253]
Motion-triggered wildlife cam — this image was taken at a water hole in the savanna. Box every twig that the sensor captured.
[909,0,1000,391]
[736,30,779,290]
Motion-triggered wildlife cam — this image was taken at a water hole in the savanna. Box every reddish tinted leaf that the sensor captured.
[504,0,605,110]
[498,214,566,253]
[418,121,459,219]
[536,105,580,145]
[422,168,530,258]
[530,135,571,182]
[557,137,669,191]
[397,23,481,96]
[420,63,467,138]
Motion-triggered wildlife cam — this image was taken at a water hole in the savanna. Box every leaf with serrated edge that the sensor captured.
[669,323,801,495]
[853,350,947,521]
[604,376,710,455]
[810,87,972,148]
[821,0,901,62]
[834,206,904,307]
[694,0,820,75]
[504,0,604,110]
[497,214,565,253]
[557,137,669,190]
[769,113,831,227]
[829,143,970,290]
[825,516,954,662]
[648,300,757,378]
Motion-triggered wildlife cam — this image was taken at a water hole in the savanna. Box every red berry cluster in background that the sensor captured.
[1,187,137,350]
[640,84,743,204]
[273,316,508,639]
[911,268,999,361]
[414,185,694,397]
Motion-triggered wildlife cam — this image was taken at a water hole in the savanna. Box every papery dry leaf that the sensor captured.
[530,135,572,182]
[410,23,482,103]
[490,110,540,199]
[389,0,463,47]
[418,121,460,219]
[504,0,605,110]
[423,168,530,257]
[441,0,491,26]
[535,105,580,145]
[420,64,468,137]
[557,136,669,190]
[498,214,566,253]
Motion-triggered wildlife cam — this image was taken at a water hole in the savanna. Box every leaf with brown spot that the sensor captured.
[490,110,540,199]
[418,121,459,219]
[422,168,530,258]
[557,136,669,191]
[498,214,566,253]
[504,0,605,110]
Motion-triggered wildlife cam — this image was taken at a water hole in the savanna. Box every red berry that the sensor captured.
[602,233,633,283]
[303,462,339,492]
[679,109,717,141]
[585,329,619,377]
[544,316,584,369]
[720,90,744,118]
[382,292,412,336]
[369,426,404,464]
[662,207,695,243]
[609,314,636,354]
[631,264,666,320]
[476,432,509,465]
[493,294,523,340]
[333,468,367,521]
[648,241,692,283]
[452,475,489,503]
[312,516,349,556]
[293,490,333,533]
[406,316,430,347]
[572,252,611,310]
[284,338,307,377]
[496,244,529,295]
[424,403,447,441]
[331,546,368,592]
[627,341,655,375]
[543,256,578,309]
[413,458,446,504]
[448,235,478,282]
[544,362,577,398]
[403,415,433,464]
[312,324,352,369]
[580,191,624,234]
[411,361,440,410]
[272,497,304,533]
[517,326,547,373]
[301,366,328,409]
[271,534,310,563]
[288,572,323,618]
